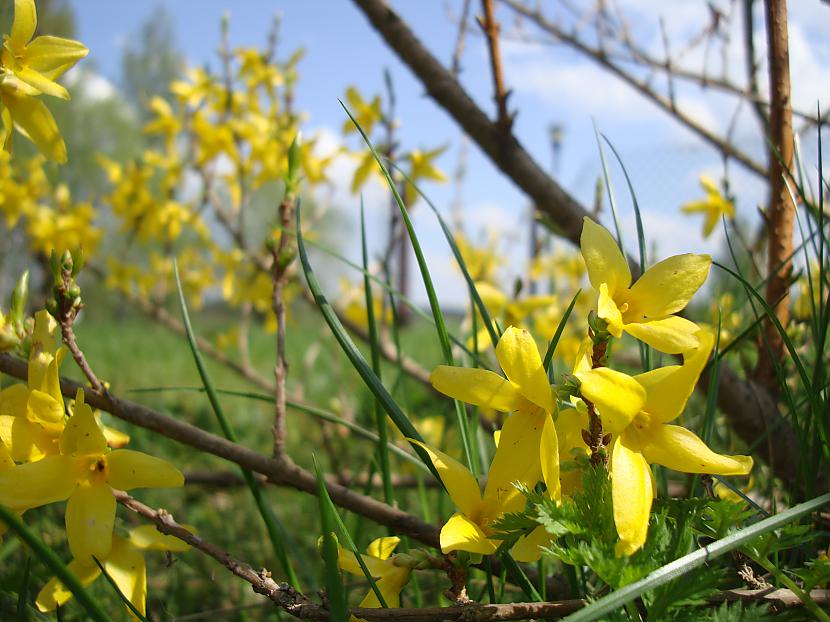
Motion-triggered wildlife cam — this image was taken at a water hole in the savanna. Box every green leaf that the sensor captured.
[313,457,349,622]
[542,289,581,372]
[295,200,440,480]
[561,491,830,622]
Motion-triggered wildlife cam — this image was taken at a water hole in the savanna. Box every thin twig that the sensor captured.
[478,0,513,133]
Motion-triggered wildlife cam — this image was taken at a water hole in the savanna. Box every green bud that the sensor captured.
[49,250,62,282]
[587,310,609,338]
[284,133,302,195]
[9,270,29,324]
[66,284,82,300]
[61,249,73,272]
[45,299,58,319]
[71,248,85,277]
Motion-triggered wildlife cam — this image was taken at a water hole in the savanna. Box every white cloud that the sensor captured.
[63,67,117,102]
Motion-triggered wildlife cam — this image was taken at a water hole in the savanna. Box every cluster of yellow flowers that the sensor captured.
[420,217,752,562]
[0,312,186,616]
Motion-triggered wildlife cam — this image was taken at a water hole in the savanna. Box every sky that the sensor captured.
[67,0,829,307]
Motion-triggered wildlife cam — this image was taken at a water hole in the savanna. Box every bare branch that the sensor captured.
[477,0,513,132]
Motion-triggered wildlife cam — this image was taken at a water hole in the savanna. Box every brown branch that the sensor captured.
[499,0,768,178]
[185,469,445,490]
[478,0,513,133]
[348,0,806,493]
[755,0,795,391]
[272,192,297,458]
[0,353,441,547]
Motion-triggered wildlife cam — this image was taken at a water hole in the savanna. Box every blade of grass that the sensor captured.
[601,133,650,371]
[0,505,114,622]
[361,200,394,505]
[92,556,149,622]
[542,289,582,373]
[296,201,440,480]
[313,456,389,609]
[173,261,301,589]
[593,120,624,247]
[385,158,500,350]
[341,100,476,474]
[313,457,349,622]
[16,557,31,622]
[562,491,830,622]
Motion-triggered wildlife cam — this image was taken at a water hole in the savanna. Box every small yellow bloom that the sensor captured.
[0,0,88,161]
[580,217,711,354]
[0,389,183,565]
[681,175,735,239]
[337,536,412,617]
[36,525,192,617]
[576,330,752,555]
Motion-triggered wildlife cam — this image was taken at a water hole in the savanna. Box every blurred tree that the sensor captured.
[120,5,185,119]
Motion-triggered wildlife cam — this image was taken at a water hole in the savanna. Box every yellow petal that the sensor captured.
[337,544,389,578]
[10,0,37,52]
[574,368,645,434]
[106,449,184,490]
[366,536,400,561]
[27,389,64,424]
[0,442,13,469]
[357,567,411,609]
[572,337,593,374]
[103,424,131,448]
[495,327,554,412]
[60,391,107,456]
[0,414,57,462]
[626,254,711,320]
[641,425,753,475]
[407,440,480,516]
[430,365,525,412]
[484,409,545,513]
[25,35,89,80]
[511,525,553,563]
[104,535,147,617]
[598,283,624,338]
[580,217,631,297]
[540,413,561,502]
[128,524,192,552]
[610,435,653,556]
[634,329,714,423]
[36,560,101,612]
[65,481,115,564]
[623,316,702,354]
[440,512,498,555]
[2,91,66,162]
[475,281,507,313]
[14,67,69,100]
[0,454,76,509]
[0,383,29,417]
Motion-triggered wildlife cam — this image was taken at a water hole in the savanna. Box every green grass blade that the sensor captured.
[361,200,394,505]
[92,556,149,622]
[601,134,650,371]
[16,557,31,622]
[313,457,349,622]
[0,505,114,622]
[385,158,500,350]
[592,120,624,247]
[313,456,389,609]
[341,100,477,474]
[543,289,581,373]
[562,491,830,622]
[748,553,830,622]
[172,261,301,588]
[296,201,440,480]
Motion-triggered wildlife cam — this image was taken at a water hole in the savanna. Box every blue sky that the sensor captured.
[68,1,828,305]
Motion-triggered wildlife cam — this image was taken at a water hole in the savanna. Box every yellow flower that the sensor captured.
[36,525,192,617]
[580,217,711,354]
[0,388,183,565]
[411,405,557,557]
[403,146,447,204]
[342,86,382,136]
[0,0,88,161]
[337,536,411,617]
[680,175,735,239]
[575,330,752,555]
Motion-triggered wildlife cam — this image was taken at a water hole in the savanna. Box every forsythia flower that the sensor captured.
[0,388,184,565]
[0,0,88,161]
[580,217,711,353]
[425,327,560,558]
[680,175,735,239]
[337,536,412,615]
[36,525,192,617]
[575,330,753,555]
